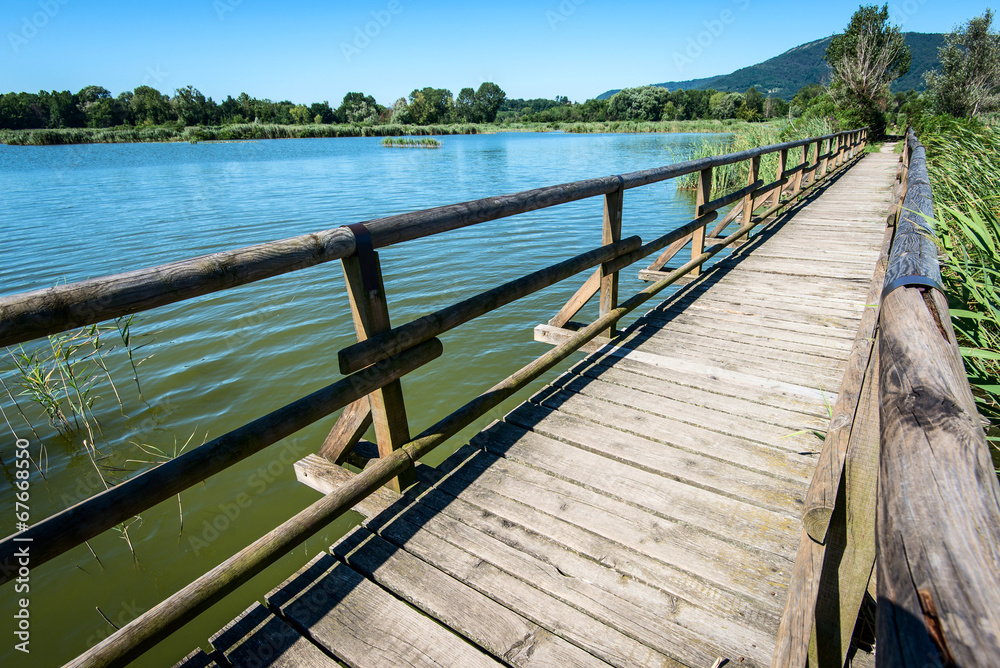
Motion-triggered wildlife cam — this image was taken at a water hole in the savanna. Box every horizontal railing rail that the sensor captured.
[0,126,868,667]
[875,128,1000,665]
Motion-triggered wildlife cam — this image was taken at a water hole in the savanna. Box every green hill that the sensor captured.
[598,32,944,100]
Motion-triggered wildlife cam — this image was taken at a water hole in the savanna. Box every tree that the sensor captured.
[736,87,765,121]
[131,86,172,125]
[407,87,453,125]
[925,10,1000,117]
[171,85,211,126]
[389,97,411,124]
[473,82,506,123]
[454,87,477,122]
[607,86,671,121]
[825,4,910,137]
[336,92,381,124]
[308,101,335,124]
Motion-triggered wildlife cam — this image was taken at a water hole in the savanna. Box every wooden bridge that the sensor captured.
[1,128,997,667]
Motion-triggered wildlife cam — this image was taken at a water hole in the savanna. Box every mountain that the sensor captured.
[597,32,945,100]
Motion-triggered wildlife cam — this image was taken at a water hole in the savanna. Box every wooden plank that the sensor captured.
[318,398,373,465]
[268,552,506,668]
[363,490,689,668]
[171,649,218,668]
[475,418,801,559]
[643,232,692,272]
[333,526,613,668]
[372,480,774,667]
[396,445,785,631]
[568,358,831,425]
[540,372,825,454]
[637,268,697,284]
[209,602,335,667]
[530,331,835,405]
[294,454,401,519]
[504,399,807,516]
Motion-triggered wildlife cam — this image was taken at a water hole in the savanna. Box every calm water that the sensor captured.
[0,131,729,666]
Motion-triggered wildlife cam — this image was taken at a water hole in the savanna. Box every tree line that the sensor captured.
[0,81,509,130]
[3,6,995,135]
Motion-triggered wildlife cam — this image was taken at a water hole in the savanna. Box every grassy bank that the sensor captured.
[920,118,1000,454]
[0,118,748,146]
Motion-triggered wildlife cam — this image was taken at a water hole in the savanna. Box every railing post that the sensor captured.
[793,144,808,195]
[340,250,416,493]
[740,156,761,239]
[819,139,830,178]
[690,166,712,277]
[772,148,788,209]
[599,184,624,337]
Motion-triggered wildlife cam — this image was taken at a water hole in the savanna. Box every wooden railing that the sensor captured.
[773,129,1000,666]
[0,127,867,667]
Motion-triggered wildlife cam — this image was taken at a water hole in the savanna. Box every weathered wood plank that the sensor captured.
[318,398,373,465]
[209,602,335,667]
[333,526,614,668]
[268,552,506,668]
[475,418,802,559]
[171,649,218,668]
[503,400,806,515]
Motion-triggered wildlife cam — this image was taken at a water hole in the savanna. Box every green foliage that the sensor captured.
[825,4,911,138]
[919,118,1000,427]
[407,87,453,125]
[607,86,673,121]
[336,92,383,125]
[676,117,833,192]
[924,10,1000,117]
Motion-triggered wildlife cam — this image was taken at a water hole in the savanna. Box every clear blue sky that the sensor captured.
[1,0,992,104]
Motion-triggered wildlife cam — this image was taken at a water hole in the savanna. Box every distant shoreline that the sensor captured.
[0,119,745,146]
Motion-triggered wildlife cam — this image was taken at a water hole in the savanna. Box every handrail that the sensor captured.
[0,125,867,667]
[875,128,1000,665]
[0,131,859,348]
[773,127,1000,667]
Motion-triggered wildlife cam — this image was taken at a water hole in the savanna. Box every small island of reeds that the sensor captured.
[382,137,441,148]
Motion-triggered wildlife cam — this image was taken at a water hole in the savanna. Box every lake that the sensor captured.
[0,131,731,666]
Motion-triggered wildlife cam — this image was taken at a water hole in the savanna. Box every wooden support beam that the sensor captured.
[342,253,415,493]
[645,233,692,272]
[599,186,624,337]
[548,268,601,327]
[318,398,374,465]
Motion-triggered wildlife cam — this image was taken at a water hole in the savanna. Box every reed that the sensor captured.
[675,117,833,191]
[920,118,1000,448]
[381,137,442,148]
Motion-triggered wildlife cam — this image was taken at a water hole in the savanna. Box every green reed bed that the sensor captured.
[920,118,1000,450]
[0,119,757,146]
[675,117,834,192]
[381,137,442,148]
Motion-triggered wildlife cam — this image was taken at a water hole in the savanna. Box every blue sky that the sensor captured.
[1,0,992,104]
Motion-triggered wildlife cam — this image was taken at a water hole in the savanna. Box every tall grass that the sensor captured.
[675,117,834,191]
[1,118,758,146]
[920,118,1000,448]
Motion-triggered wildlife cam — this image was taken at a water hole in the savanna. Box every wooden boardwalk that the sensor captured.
[179,151,899,668]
